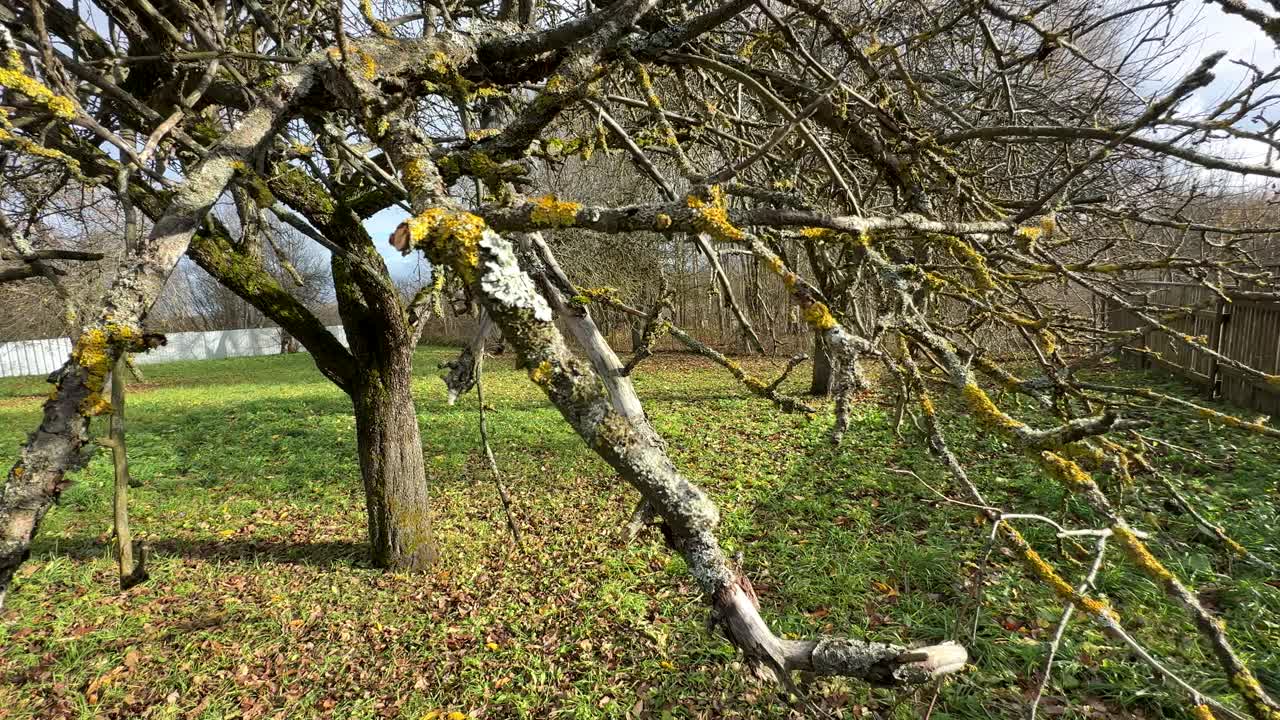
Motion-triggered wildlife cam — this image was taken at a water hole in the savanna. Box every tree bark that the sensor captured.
[108,358,146,589]
[809,333,833,396]
[350,350,436,571]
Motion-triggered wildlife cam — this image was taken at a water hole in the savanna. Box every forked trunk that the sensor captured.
[351,356,436,571]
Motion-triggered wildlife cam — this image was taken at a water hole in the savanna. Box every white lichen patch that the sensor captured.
[477,230,552,322]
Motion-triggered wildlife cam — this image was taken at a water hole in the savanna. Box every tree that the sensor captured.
[3,0,1280,710]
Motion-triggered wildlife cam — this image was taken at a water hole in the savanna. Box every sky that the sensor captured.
[1162,1,1280,176]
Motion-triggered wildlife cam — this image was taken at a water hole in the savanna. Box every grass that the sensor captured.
[0,348,1276,719]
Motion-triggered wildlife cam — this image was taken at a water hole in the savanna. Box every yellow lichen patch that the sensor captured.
[1190,704,1216,720]
[1038,328,1057,355]
[1060,442,1107,468]
[404,209,487,277]
[402,157,431,191]
[687,186,744,242]
[961,382,1025,431]
[1040,451,1097,491]
[528,195,581,228]
[578,286,618,303]
[1111,525,1175,584]
[1039,214,1056,237]
[70,321,141,415]
[427,51,454,75]
[0,52,76,119]
[942,235,995,291]
[528,360,553,386]
[1231,671,1280,720]
[1222,535,1249,557]
[1196,405,1246,428]
[1265,373,1280,386]
[358,50,378,81]
[766,255,785,276]
[360,0,393,37]
[922,271,947,291]
[1002,525,1118,621]
[654,213,672,230]
[0,108,87,179]
[1014,225,1042,246]
[799,227,835,239]
[543,74,566,94]
[802,302,837,332]
[919,394,936,417]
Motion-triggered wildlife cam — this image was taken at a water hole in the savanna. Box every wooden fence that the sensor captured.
[1106,282,1280,415]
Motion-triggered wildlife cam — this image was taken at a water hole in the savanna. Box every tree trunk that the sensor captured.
[809,333,833,396]
[350,352,436,571]
[109,358,146,589]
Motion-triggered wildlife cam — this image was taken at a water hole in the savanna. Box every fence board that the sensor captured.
[0,326,349,379]
[1107,283,1280,415]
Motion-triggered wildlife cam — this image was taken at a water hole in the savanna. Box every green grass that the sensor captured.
[0,349,1276,719]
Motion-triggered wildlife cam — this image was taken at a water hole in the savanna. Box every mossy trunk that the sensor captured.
[351,353,436,571]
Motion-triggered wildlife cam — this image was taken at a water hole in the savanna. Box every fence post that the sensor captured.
[1206,297,1227,399]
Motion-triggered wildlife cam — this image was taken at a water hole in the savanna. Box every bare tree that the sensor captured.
[2,0,1280,712]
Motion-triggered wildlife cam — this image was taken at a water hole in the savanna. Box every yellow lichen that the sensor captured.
[69,321,141,415]
[543,75,566,94]
[1111,525,1175,584]
[1014,225,1042,247]
[961,382,1025,431]
[1038,328,1057,355]
[1222,535,1249,557]
[1002,525,1118,621]
[919,394,936,417]
[358,50,378,81]
[0,52,76,119]
[1231,672,1280,719]
[528,195,581,228]
[687,186,744,242]
[802,302,838,332]
[404,209,487,278]
[0,110,85,178]
[528,360,553,385]
[1191,704,1216,720]
[799,227,835,239]
[942,235,995,291]
[402,157,430,191]
[1040,451,1097,491]
[1039,214,1056,237]
[360,0,393,37]
[1060,443,1107,468]
[922,271,947,291]
[654,213,672,230]
[427,52,454,75]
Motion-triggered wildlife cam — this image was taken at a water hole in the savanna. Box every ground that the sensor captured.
[0,348,1276,720]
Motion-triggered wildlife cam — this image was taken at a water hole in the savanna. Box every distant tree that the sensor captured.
[2,0,1280,712]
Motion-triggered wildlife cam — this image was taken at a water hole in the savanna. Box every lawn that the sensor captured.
[0,348,1276,719]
